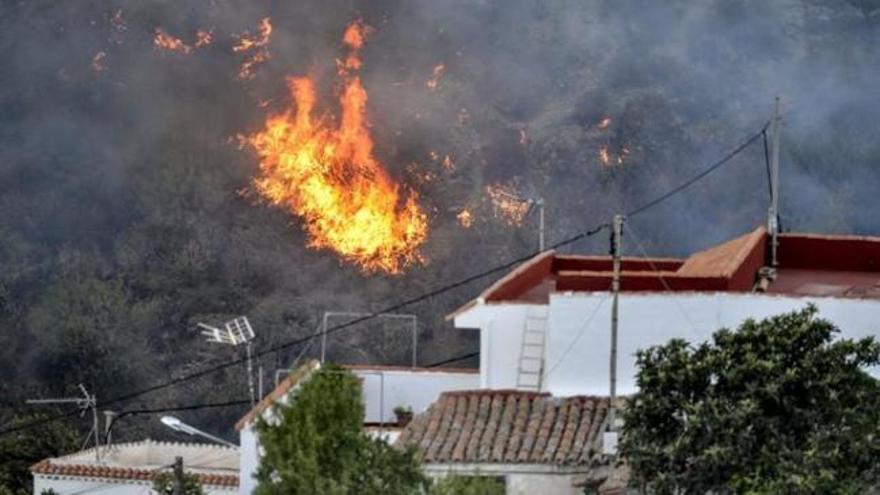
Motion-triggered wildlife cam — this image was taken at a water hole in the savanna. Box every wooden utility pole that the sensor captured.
[768,97,782,267]
[172,456,184,495]
[606,214,623,453]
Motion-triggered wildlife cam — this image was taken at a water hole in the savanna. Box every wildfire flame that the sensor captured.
[153,28,192,54]
[599,144,630,167]
[457,209,473,228]
[599,146,611,166]
[195,29,214,48]
[234,17,272,79]
[91,51,106,72]
[598,117,611,130]
[427,63,445,90]
[244,21,428,274]
[486,183,530,227]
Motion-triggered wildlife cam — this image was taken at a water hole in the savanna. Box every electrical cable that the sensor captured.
[625,122,769,219]
[424,351,480,368]
[762,129,773,199]
[0,122,768,438]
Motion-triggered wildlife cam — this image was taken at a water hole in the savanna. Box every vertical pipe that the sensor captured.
[769,97,782,267]
[247,342,256,406]
[411,317,417,368]
[608,214,623,433]
[321,313,329,363]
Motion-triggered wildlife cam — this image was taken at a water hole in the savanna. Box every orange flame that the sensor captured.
[195,29,214,47]
[234,18,272,79]
[599,146,611,166]
[598,117,611,130]
[153,28,192,54]
[427,63,445,90]
[91,51,106,72]
[486,183,530,227]
[244,21,427,274]
[457,209,473,228]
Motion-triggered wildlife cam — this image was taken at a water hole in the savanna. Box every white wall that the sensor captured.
[545,293,880,396]
[455,304,533,390]
[355,369,479,423]
[425,463,584,495]
[238,425,259,495]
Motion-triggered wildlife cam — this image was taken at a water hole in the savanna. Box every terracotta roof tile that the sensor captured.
[396,390,610,466]
[30,460,238,487]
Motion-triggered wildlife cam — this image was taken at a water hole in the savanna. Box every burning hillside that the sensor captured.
[244,21,428,274]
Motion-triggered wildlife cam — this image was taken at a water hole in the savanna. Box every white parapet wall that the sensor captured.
[545,292,880,397]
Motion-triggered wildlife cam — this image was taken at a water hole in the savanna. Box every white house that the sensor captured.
[31,439,239,494]
[234,362,479,494]
[235,225,880,494]
[451,226,880,396]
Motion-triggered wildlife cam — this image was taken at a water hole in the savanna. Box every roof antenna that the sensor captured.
[757,98,782,292]
[768,96,782,268]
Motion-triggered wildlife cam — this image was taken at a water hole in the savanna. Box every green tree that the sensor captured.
[0,415,78,495]
[152,471,205,495]
[255,364,427,495]
[621,306,880,494]
[26,276,156,398]
[429,474,506,495]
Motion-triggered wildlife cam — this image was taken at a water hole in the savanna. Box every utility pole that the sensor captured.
[768,97,782,267]
[604,214,623,456]
[27,384,100,462]
[172,456,184,495]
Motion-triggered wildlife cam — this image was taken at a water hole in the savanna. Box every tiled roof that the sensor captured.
[30,439,239,488]
[394,390,612,466]
[31,460,239,487]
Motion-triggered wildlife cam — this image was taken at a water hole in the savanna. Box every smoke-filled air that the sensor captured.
[1,0,878,441]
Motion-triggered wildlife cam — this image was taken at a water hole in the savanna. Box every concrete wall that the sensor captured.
[455,304,534,390]
[33,476,235,494]
[456,293,880,397]
[425,463,584,495]
[238,425,259,495]
[355,369,479,423]
[545,293,880,396]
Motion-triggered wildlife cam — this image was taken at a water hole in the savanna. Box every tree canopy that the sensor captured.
[621,306,880,494]
[254,364,427,495]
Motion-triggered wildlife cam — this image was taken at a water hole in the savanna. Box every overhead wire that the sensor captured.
[0,121,769,438]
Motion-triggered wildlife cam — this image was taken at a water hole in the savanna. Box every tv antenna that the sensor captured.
[198,316,258,405]
[27,384,100,462]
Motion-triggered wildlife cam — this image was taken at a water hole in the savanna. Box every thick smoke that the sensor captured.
[1,0,878,438]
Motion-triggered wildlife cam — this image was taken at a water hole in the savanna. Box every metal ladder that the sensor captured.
[516,307,548,391]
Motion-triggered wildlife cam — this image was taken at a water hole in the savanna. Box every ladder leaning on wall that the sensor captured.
[516,306,549,391]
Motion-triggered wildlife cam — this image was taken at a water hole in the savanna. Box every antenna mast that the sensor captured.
[768,97,782,267]
[27,384,100,462]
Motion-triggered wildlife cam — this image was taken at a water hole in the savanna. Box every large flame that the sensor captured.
[245,21,428,274]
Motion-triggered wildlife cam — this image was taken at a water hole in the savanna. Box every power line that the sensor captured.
[0,121,768,438]
[625,122,769,219]
[424,351,480,368]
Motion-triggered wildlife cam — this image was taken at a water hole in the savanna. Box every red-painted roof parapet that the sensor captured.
[451,226,880,311]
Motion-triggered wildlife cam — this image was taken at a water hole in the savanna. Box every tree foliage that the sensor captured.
[255,365,427,495]
[153,471,206,495]
[428,474,506,495]
[621,306,880,494]
[0,414,78,495]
